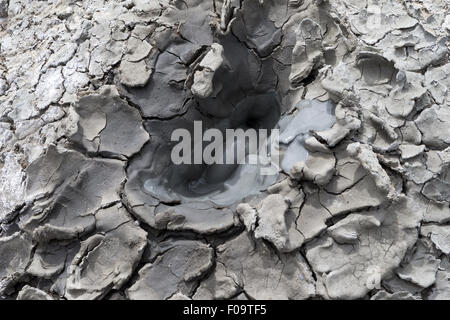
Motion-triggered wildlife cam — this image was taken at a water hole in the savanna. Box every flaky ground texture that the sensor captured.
[0,0,449,300]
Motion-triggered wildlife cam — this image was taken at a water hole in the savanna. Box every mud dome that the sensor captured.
[1,0,449,301]
[126,29,336,207]
[121,12,338,231]
[126,32,285,207]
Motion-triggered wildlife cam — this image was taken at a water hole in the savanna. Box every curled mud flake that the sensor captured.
[195,232,315,300]
[318,175,387,217]
[191,44,225,98]
[289,18,324,87]
[238,178,306,252]
[65,205,147,300]
[17,285,54,300]
[421,225,450,255]
[230,0,282,57]
[415,105,450,150]
[127,240,213,300]
[253,194,290,251]
[396,239,441,289]
[89,40,124,78]
[399,144,426,160]
[347,142,397,200]
[302,152,336,187]
[20,147,126,242]
[118,60,152,88]
[0,233,33,294]
[27,242,67,279]
[306,196,424,299]
[125,37,153,62]
[428,258,450,300]
[70,90,149,158]
[425,64,450,105]
[386,71,428,119]
[236,203,257,232]
[35,67,65,110]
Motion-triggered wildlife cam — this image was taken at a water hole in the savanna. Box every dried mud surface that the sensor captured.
[0,0,449,300]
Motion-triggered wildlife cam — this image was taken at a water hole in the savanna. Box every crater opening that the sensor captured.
[124,29,288,207]
[143,92,281,206]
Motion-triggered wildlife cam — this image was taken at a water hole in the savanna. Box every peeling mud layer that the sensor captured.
[0,0,449,300]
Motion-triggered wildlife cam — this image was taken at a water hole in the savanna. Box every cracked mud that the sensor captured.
[0,0,449,300]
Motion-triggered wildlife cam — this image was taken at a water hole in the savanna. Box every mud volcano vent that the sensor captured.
[1,0,449,301]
